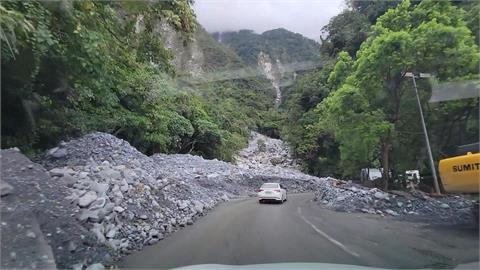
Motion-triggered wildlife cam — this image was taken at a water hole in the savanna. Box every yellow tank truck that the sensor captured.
[438,143,479,222]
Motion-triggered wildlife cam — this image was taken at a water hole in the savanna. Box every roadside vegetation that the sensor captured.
[2,0,479,192]
[282,0,479,190]
[1,0,275,161]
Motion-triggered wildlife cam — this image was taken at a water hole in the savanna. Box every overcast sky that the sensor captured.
[193,0,346,42]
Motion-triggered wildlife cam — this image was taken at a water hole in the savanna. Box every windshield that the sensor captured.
[261,183,279,189]
[1,0,479,269]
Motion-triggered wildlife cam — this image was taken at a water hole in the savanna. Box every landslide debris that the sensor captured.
[1,131,475,268]
[1,149,108,269]
[30,132,318,267]
[314,178,476,225]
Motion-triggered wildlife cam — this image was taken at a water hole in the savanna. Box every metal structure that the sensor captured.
[404,72,441,194]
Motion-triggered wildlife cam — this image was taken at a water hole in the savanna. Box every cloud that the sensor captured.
[193,0,345,41]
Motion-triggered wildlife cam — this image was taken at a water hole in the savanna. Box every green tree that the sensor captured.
[1,0,262,162]
[320,10,371,57]
[327,51,353,90]
[348,0,403,23]
[319,0,478,188]
[281,61,340,176]
[314,83,391,176]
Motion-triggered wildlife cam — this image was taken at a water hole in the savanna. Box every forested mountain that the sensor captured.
[2,0,479,193]
[211,28,322,135]
[282,0,479,191]
[212,28,321,66]
[1,0,275,161]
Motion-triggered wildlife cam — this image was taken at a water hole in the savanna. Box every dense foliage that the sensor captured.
[283,0,479,191]
[2,0,478,190]
[1,0,274,161]
[212,28,321,66]
[320,0,402,57]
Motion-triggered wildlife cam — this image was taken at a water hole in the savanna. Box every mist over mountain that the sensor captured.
[211,28,321,66]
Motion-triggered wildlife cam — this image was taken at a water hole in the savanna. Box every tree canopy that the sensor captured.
[283,0,479,190]
[212,28,321,66]
[1,0,275,161]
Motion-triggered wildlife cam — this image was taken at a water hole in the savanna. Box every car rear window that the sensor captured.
[261,183,278,188]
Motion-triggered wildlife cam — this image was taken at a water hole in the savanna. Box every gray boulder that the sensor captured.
[51,148,68,158]
[91,224,106,243]
[88,197,107,211]
[374,191,389,200]
[78,191,98,208]
[0,181,14,197]
[61,175,77,187]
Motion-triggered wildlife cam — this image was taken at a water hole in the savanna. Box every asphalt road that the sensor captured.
[120,193,479,269]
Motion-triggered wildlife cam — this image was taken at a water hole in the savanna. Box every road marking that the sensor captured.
[297,206,360,258]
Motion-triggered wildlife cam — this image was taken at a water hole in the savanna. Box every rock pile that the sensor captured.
[2,131,476,269]
[36,132,480,244]
[237,132,476,225]
[35,132,319,267]
[40,134,241,262]
[314,178,476,224]
[235,131,298,170]
[1,149,109,269]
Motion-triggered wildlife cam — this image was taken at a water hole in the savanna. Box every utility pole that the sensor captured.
[405,72,441,194]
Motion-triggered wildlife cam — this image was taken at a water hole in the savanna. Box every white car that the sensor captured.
[257,183,287,203]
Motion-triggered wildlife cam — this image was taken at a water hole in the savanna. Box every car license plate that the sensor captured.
[266,191,272,194]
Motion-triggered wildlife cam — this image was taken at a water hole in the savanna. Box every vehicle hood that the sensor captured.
[173,263,379,270]
[173,262,479,270]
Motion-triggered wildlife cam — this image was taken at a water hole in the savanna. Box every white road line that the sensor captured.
[297,206,360,258]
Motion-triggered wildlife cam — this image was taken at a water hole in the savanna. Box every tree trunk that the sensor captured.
[380,139,391,191]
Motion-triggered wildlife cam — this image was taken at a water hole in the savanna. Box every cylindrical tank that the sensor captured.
[439,152,480,193]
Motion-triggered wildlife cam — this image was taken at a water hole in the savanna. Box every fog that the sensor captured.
[193,0,345,41]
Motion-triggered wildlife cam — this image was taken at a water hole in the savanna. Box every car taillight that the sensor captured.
[274,189,281,192]
[257,189,263,192]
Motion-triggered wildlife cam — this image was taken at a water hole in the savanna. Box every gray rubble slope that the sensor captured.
[234,132,475,225]
[34,132,321,268]
[1,131,476,268]
[314,179,475,224]
[1,149,108,269]
[235,131,299,170]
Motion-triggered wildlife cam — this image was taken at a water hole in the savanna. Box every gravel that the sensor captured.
[314,178,476,224]
[33,132,320,267]
[2,131,475,268]
[235,131,299,170]
[1,149,108,269]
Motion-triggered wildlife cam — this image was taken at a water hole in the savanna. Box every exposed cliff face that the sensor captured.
[257,52,287,106]
[135,15,201,76]
[152,19,205,78]
[139,18,245,79]
[136,18,287,106]
[212,28,321,106]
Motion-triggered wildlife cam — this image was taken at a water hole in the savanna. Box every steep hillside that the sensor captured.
[150,20,247,77]
[211,29,322,106]
[1,1,276,162]
[148,19,279,157]
[212,28,321,66]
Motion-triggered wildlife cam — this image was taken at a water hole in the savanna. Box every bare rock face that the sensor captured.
[257,52,284,106]
[150,18,204,78]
